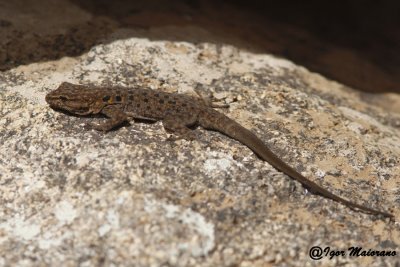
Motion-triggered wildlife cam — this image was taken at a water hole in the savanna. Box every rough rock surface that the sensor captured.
[1,1,400,267]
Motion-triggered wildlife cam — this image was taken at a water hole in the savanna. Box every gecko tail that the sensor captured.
[199,109,394,220]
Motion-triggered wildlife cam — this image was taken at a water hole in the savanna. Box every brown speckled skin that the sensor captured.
[46,82,393,220]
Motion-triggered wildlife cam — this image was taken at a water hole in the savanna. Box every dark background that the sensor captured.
[1,0,399,93]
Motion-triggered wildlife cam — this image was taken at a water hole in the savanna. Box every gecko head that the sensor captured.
[46,82,99,115]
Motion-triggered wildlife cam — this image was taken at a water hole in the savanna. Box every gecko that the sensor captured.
[45,82,394,220]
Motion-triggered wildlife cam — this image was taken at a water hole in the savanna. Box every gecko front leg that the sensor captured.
[92,105,128,132]
[162,113,198,141]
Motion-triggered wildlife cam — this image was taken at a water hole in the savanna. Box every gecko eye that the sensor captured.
[60,96,68,101]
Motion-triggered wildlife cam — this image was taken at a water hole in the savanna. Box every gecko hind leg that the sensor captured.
[193,87,229,109]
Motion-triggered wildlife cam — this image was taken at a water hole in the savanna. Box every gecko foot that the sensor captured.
[85,122,113,132]
[163,117,197,141]
[86,120,128,132]
[166,131,197,141]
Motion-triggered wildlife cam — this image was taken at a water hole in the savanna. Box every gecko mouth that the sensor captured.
[65,106,91,115]
[49,103,90,115]
[74,108,91,115]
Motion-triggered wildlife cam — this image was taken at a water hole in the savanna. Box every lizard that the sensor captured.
[45,82,394,220]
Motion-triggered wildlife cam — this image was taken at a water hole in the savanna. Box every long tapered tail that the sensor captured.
[199,109,393,219]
